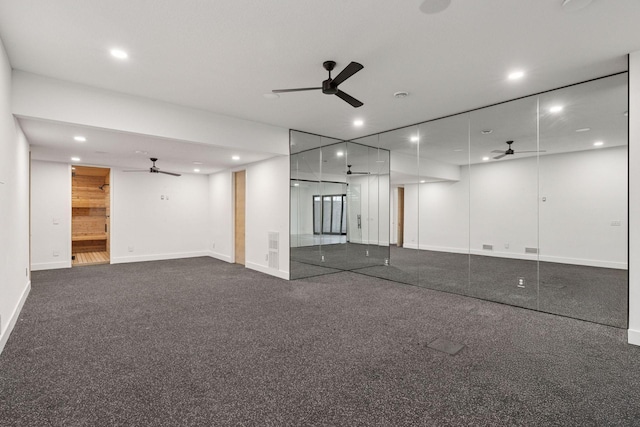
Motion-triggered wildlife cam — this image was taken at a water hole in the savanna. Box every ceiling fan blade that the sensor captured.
[332,62,363,86]
[272,87,322,93]
[493,154,507,160]
[158,170,182,177]
[123,169,148,172]
[517,150,548,153]
[336,90,363,108]
[491,150,505,154]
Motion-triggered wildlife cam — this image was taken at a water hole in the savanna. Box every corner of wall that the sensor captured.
[0,280,31,356]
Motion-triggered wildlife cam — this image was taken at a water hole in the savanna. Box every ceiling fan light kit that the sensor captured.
[272,60,364,108]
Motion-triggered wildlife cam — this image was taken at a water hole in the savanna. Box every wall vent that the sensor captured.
[525,247,539,254]
[268,232,279,269]
[482,244,493,251]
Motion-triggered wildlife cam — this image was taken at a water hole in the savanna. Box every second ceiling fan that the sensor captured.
[492,140,546,160]
[272,60,364,108]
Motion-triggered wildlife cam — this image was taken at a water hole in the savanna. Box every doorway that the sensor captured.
[71,166,110,266]
[234,170,246,265]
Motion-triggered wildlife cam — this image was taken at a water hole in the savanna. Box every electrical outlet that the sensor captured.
[611,220,621,226]
[160,195,165,200]
[504,243,510,249]
[53,250,59,257]
[52,218,59,225]
[128,246,134,252]
[166,195,170,200]
[517,277,525,288]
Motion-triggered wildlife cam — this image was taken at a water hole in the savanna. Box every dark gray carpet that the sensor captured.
[1,257,639,426]
[294,245,628,328]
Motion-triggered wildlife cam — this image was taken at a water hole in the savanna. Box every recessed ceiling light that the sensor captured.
[549,105,563,113]
[481,129,493,135]
[194,169,200,172]
[193,161,203,165]
[353,119,364,127]
[74,136,86,142]
[293,183,300,187]
[575,128,591,132]
[420,180,426,184]
[482,156,490,161]
[110,48,128,59]
[71,167,76,170]
[453,149,463,152]
[134,150,148,155]
[232,155,240,161]
[263,93,279,99]
[410,136,419,143]
[394,91,409,98]
[71,157,81,162]
[593,141,604,147]
[508,71,525,80]
[337,151,344,157]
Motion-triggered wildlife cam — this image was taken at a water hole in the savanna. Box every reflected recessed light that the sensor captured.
[193,161,203,165]
[263,93,279,99]
[74,136,86,142]
[71,167,76,170]
[410,136,419,143]
[482,156,490,161]
[110,48,128,59]
[575,128,591,133]
[394,91,409,98]
[481,129,493,135]
[353,119,364,127]
[71,157,81,162]
[337,151,344,157]
[549,105,563,113]
[453,149,463,152]
[593,141,604,147]
[293,183,300,187]
[194,169,200,172]
[419,180,426,184]
[508,71,525,80]
[232,155,240,161]
[134,150,148,155]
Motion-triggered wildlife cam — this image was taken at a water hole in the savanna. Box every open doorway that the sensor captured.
[71,166,110,266]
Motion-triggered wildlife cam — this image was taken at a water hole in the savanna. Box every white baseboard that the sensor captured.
[629,329,640,346]
[539,255,627,270]
[31,260,71,271]
[207,251,232,263]
[0,280,31,356]
[111,251,209,264]
[245,261,289,280]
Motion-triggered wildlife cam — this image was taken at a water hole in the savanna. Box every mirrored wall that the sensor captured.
[290,73,628,328]
[290,132,390,279]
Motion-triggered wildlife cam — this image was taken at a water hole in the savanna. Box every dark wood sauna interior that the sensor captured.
[72,166,110,266]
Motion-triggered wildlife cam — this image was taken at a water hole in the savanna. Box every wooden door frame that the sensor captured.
[233,170,246,265]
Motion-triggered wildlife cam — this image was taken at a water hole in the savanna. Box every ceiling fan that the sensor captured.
[346,164,370,175]
[492,141,546,160]
[124,158,181,176]
[272,60,364,108]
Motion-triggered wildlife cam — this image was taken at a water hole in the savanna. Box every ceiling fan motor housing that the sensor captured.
[322,79,338,95]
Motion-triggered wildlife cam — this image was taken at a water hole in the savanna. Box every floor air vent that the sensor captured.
[268,232,279,269]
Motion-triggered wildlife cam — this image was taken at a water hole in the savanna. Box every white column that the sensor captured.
[629,51,640,345]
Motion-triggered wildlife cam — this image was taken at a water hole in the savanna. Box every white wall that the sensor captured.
[110,170,210,263]
[12,71,289,156]
[30,161,71,270]
[0,37,31,354]
[403,147,628,268]
[629,50,640,346]
[208,171,233,263]
[245,156,290,279]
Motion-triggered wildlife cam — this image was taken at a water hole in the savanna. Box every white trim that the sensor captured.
[245,261,289,280]
[400,244,627,269]
[0,281,31,356]
[207,250,232,263]
[110,251,209,264]
[30,261,71,271]
[629,329,640,346]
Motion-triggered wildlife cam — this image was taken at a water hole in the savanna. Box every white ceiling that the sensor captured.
[0,0,638,171]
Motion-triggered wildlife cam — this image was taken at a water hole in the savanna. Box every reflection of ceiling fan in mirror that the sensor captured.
[492,140,546,160]
[346,164,370,175]
[124,158,181,176]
